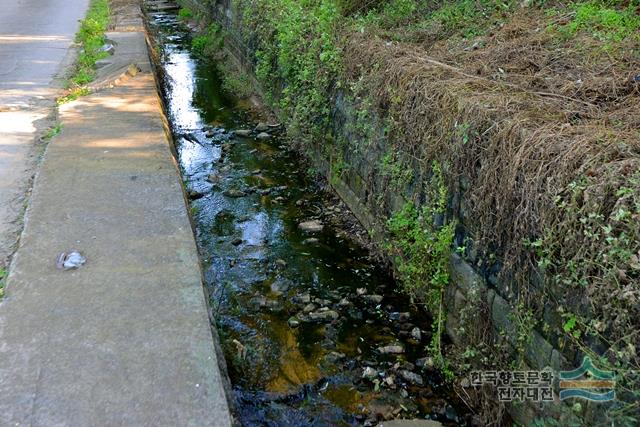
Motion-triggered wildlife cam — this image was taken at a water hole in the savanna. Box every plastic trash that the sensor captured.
[56,251,86,270]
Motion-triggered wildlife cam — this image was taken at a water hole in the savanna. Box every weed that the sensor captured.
[178,7,194,20]
[242,0,341,143]
[57,0,108,104]
[42,123,63,140]
[0,266,6,299]
[70,0,110,86]
[191,24,223,58]
[386,161,454,374]
[57,87,91,105]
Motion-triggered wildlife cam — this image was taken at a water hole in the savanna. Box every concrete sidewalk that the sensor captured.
[0,28,232,427]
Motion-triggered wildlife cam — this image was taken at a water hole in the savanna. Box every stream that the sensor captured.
[145,3,472,425]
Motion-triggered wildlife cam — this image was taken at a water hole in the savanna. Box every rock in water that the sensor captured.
[377,344,405,354]
[362,366,378,380]
[298,219,324,233]
[256,132,271,140]
[188,189,206,199]
[255,122,269,132]
[411,327,422,341]
[308,310,339,322]
[223,189,246,198]
[233,129,251,137]
[364,294,383,304]
[399,370,424,386]
[390,312,410,322]
[288,317,301,328]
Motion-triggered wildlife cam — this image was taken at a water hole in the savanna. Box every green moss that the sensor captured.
[178,7,194,20]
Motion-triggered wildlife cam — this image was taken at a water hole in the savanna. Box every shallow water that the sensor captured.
[146,4,470,425]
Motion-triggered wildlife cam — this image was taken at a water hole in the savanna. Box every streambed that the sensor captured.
[145,3,472,425]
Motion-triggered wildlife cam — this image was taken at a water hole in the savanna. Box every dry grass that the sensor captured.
[342,7,640,420]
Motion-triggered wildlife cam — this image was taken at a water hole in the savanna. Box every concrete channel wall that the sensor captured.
[178,0,604,423]
[0,2,233,425]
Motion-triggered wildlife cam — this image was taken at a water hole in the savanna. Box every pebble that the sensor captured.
[308,310,339,322]
[399,369,424,386]
[411,327,422,341]
[288,317,300,328]
[377,344,405,354]
[188,189,206,199]
[364,294,383,304]
[254,122,269,132]
[293,292,311,304]
[223,189,246,198]
[390,312,411,322]
[362,366,378,380]
[337,298,351,307]
[416,356,435,371]
[325,351,345,363]
[298,219,324,233]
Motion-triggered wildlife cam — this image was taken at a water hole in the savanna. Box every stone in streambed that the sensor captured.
[254,122,269,132]
[399,370,424,386]
[362,366,378,380]
[233,129,251,137]
[256,132,271,140]
[416,356,435,371]
[308,309,339,322]
[377,344,405,354]
[364,294,383,304]
[223,189,246,198]
[293,292,311,304]
[325,351,345,363]
[298,219,324,233]
[390,312,411,322]
[207,173,220,183]
[187,189,206,199]
[380,420,443,427]
[288,317,301,328]
[411,327,422,341]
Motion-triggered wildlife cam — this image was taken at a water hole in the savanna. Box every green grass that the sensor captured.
[65,0,110,90]
[564,1,640,43]
[0,267,6,299]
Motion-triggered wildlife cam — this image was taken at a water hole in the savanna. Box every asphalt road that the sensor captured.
[0,0,90,264]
